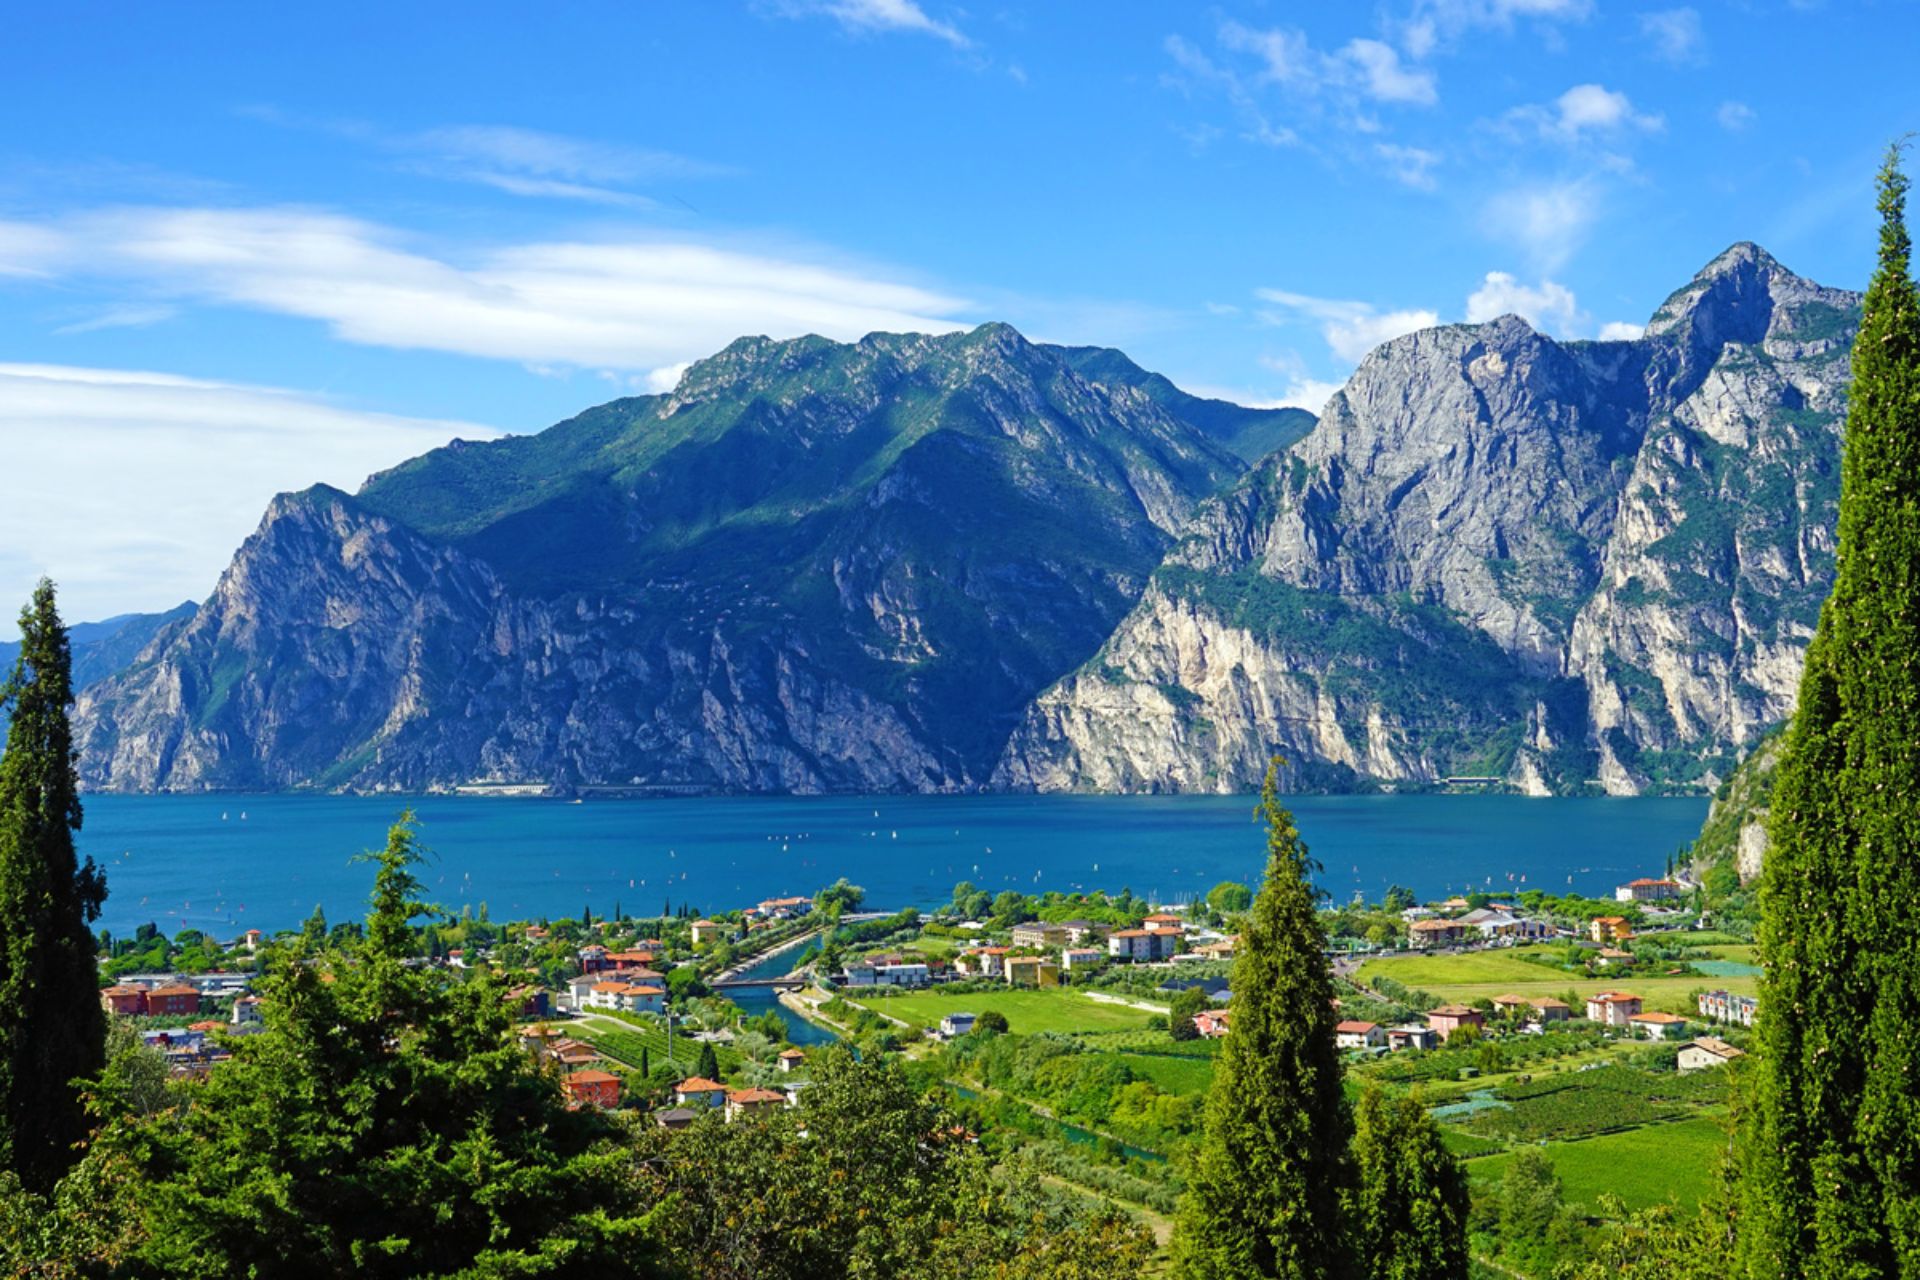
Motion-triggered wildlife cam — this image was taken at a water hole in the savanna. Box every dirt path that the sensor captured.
[1084,991,1172,1014]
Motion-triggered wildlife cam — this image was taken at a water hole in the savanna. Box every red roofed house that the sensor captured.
[1590,916,1634,944]
[1142,913,1186,934]
[146,982,202,1017]
[1587,991,1644,1027]
[778,1048,806,1073]
[675,1077,728,1109]
[100,984,148,1016]
[1615,877,1683,903]
[958,947,1009,978]
[1425,1005,1486,1042]
[1193,1009,1231,1039]
[1409,919,1468,948]
[1335,1020,1385,1050]
[1530,997,1571,1023]
[1630,1010,1689,1040]
[564,1070,622,1110]
[1107,929,1180,962]
[725,1087,789,1121]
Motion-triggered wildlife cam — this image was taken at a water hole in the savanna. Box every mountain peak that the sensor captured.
[1644,242,1833,343]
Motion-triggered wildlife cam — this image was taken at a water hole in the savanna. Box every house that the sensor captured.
[1590,916,1634,944]
[754,896,813,920]
[585,981,666,1015]
[1616,877,1683,903]
[1387,1025,1439,1051]
[1010,922,1067,949]
[1142,912,1186,934]
[1193,1009,1231,1039]
[1192,936,1238,961]
[1409,919,1468,948]
[146,982,202,1017]
[726,1087,789,1121]
[1630,1011,1689,1040]
[689,920,726,947]
[605,950,659,971]
[1490,994,1532,1019]
[1059,920,1107,945]
[1335,1019,1385,1049]
[1597,947,1635,967]
[1586,991,1644,1027]
[957,947,1009,978]
[509,985,551,1019]
[564,1070,622,1110]
[524,925,550,941]
[1697,989,1758,1027]
[1107,929,1180,962]
[1678,1037,1747,1073]
[1005,956,1060,988]
[1425,1004,1486,1042]
[565,974,601,1008]
[874,962,931,988]
[1459,908,1522,937]
[1529,997,1571,1023]
[240,928,263,953]
[655,1107,700,1130]
[1060,947,1105,972]
[231,995,264,1025]
[577,944,609,973]
[940,1012,978,1038]
[552,1039,601,1069]
[777,1049,807,1073]
[100,984,148,1016]
[675,1077,728,1109]
[1437,896,1471,911]
[841,965,877,987]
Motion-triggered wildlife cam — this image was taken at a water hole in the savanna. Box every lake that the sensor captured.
[76,792,1709,939]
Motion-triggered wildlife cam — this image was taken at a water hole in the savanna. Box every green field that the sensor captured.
[1466,1116,1730,1212]
[854,988,1161,1035]
[1094,1050,1215,1096]
[1357,951,1754,1015]
[568,1014,743,1074]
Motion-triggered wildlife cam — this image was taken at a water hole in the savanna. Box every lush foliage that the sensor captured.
[1346,1087,1469,1280]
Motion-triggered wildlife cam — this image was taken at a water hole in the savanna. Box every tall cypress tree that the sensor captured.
[0,580,107,1192]
[1171,760,1352,1280]
[1346,1086,1469,1280]
[1747,144,1920,1277]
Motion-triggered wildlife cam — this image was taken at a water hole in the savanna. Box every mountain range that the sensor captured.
[64,243,1856,796]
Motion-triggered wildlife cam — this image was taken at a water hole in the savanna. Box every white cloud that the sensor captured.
[1598,321,1646,341]
[645,361,692,393]
[50,303,178,335]
[1717,100,1757,132]
[1465,271,1581,334]
[1219,23,1438,107]
[1400,0,1591,56]
[1376,143,1442,190]
[0,363,497,618]
[1256,288,1440,363]
[1639,8,1704,64]
[3,206,973,373]
[779,0,970,47]
[1508,83,1664,143]
[1481,180,1601,272]
[0,221,65,277]
[1339,39,1439,106]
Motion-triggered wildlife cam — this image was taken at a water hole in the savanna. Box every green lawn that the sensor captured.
[1358,951,1565,987]
[1096,1050,1215,1096]
[854,988,1160,1035]
[1358,952,1754,1015]
[1466,1116,1730,1213]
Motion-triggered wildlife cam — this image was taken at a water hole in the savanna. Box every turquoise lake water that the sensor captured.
[76,792,1708,939]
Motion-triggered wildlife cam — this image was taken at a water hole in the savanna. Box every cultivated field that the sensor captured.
[852,988,1162,1035]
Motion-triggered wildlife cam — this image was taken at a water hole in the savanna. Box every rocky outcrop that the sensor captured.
[999,244,1858,794]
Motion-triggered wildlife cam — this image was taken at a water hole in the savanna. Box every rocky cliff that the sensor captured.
[74,326,1276,793]
[998,245,1857,794]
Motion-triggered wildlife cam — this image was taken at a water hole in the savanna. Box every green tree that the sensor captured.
[1169,986,1211,1042]
[1171,760,1352,1279]
[1746,145,1920,1279]
[1207,881,1253,914]
[1345,1086,1468,1280]
[815,878,865,916]
[1382,885,1417,914]
[1498,1148,1562,1252]
[0,580,107,1193]
[695,1042,721,1082]
[91,814,656,1277]
[974,1010,1009,1036]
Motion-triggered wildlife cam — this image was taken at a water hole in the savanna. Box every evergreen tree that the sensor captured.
[1170,760,1352,1279]
[1345,1086,1468,1280]
[300,904,327,952]
[695,1042,720,1082]
[1746,144,1920,1277]
[0,580,107,1193]
[640,1047,650,1079]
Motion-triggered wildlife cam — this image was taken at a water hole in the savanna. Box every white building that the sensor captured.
[940,1012,977,1037]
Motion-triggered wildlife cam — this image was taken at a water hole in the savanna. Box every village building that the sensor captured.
[577,944,609,973]
[1615,877,1684,903]
[1058,920,1108,945]
[873,962,931,988]
[240,928,263,953]
[940,1012,977,1038]
[1586,991,1645,1027]
[1425,1004,1486,1042]
[1490,994,1532,1020]
[1630,1010,1689,1040]
[1409,919,1468,948]
[1589,916,1634,944]
[675,1077,728,1109]
[1697,989,1758,1027]
[145,982,202,1017]
[552,1039,601,1069]
[1529,997,1572,1023]
[1060,946,1104,971]
[585,980,666,1015]
[753,896,813,920]
[726,1087,789,1121]
[1107,928,1181,962]
[1192,936,1238,961]
[1009,922,1067,949]
[655,1107,699,1130]
[1193,1009,1231,1039]
[1005,955,1060,988]
[957,947,1009,978]
[1335,1019,1385,1049]
[100,983,149,1016]
[1387,1025,1439,1051]
[1597,947,1635,967]
[1678,1037,1747,1072]
[563,1070,622,1110]
[778,1048,807,1072]
[1141,912,1186,934]
[230,995,264,1025]
[689,920,726,947]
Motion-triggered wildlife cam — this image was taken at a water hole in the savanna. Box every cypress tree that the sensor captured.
[0,580,107,1192]
[1171,760,1352,1280]
[1747,143,1920,1277]
[695,1042,720,1083]
[1346,1086,1469,1280]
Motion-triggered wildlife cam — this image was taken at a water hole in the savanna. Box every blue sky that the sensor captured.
[2,0,1915,618]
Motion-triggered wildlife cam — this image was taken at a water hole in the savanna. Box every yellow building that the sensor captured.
[1589,916,1634,944]
[690,918,726,947]
[1004,956,1060,988]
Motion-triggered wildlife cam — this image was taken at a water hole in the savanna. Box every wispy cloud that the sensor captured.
[1255,288,1441,364]
[1,206,973,373]
[1376,143,1442,190]
[51,303,178,335]
[1504,84,1664,145]
[1480,179,1602,272]
[0,363,496,618]
[1716,100,1757,133]
[774,0,970,47]
[1398,0,1592,58]
[1218,22,1439,108]
[1639,8,1705,65]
